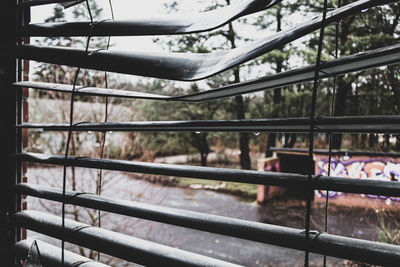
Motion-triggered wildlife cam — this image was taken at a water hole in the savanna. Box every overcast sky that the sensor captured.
[29,0,308,86]
[30,0,287,51]
[32,0,173,52]
[30,0,241,52]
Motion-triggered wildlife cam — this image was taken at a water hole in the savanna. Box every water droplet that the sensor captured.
[253,131,260,136]
[195,131,201,134]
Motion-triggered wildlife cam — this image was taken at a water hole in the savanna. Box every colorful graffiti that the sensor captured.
[315,158,400,203]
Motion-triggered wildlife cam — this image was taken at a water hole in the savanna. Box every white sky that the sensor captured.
[31,0,179,52]
[31,0,251,52]
[29,0,308,87]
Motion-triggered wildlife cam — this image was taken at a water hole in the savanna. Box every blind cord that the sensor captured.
[304,0,328,265]
[61,1,93,265]
[97,0,114,261]
[323,1,341,266]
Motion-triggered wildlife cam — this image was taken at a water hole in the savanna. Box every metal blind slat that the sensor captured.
[13,209,400,266]
[12,0,400,266]
[14,210,244,267]
[15,152,400,197]
[12,42,400,101]
[16,115,400,133]
[22,0,281,37]
[14,239,109,267]
[16,0,394,81]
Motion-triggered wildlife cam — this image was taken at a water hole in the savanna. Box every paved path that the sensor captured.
[26,167,382,266]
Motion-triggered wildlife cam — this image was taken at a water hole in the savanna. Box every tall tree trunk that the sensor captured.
[332,8,353,149]
[332,77,351,149]
[287,133,297,148]
[194,132,209,166]
[385,66,400,151]
[386,66,400,112]
[360,134,367,149]
[368,134,376,148]
[266,6,283,157]
[226,19,251,169]
[396,135,400,151]
[265,133,276,157]
[200,153,208,167]
[235,93,251,169]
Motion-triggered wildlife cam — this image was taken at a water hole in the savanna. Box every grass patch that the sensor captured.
[175,177,257,201]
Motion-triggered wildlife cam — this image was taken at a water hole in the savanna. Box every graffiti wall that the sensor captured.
[315,157,400,204]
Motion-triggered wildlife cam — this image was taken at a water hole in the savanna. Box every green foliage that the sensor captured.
[31,0,400,161]
[152,0,257,167]
[176,178,258,200]
[136,80,234,164]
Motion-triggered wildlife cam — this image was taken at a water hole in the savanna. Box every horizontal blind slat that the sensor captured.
[13,43,400,101]
[13,210,400,266]
[17,115,400,133]
[13,210,243,267]
[23,0,280,36]
[16,0,395,81]
[13,239,109,267]
[15,152,400,196]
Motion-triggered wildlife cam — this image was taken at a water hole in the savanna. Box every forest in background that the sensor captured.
[29,0,400,169]
[23,1,400,263]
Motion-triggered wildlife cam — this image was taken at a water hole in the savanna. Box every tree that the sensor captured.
[300,0,400,150]
[156,0,255,169]
[138,80,230,166]
[252,2,299,156]
[179,84,231,166]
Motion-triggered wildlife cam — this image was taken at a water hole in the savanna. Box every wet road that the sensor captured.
[26,167,383,266]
